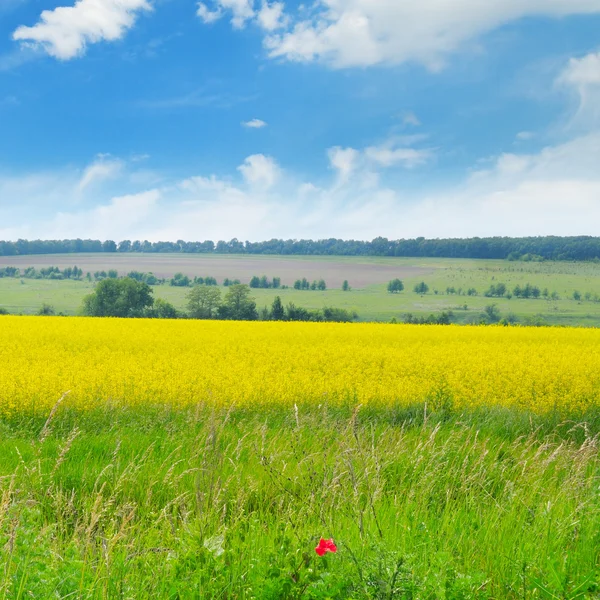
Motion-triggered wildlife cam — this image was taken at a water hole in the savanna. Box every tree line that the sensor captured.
[4,236,600,261]
[79,278,358,322]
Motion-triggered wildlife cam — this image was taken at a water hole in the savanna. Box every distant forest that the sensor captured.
[2,236,600,261]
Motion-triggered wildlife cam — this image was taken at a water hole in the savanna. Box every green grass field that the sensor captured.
[1,404,599,599]
[2,255,600,325]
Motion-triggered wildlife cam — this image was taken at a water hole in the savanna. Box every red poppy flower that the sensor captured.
[315,538,337,556]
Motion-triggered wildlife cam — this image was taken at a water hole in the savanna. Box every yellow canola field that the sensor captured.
[1,316,600,416]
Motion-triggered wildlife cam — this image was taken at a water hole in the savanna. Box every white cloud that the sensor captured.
[560,52,600,88]
[13,0,151,60]
[3,129,600,242]
[516,131,535,141]
[196,3,222,24]
[200,0,600,69]
[328,146,359,183]
[78,155,123,191]
[365,145,431,169]
[559,51,600,122]
[242,118,268,129]
[197,0,256,29]
[237,154,280,189]
[257,1,286,31]
[402,112,421,127]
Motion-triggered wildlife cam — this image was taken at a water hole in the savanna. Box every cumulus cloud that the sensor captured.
[197,0,600,69]
[78,155,123,191]
[196,3,222,24]
[197,0,287,31]
[197,0,255,28]
[237,154,280,189]
[257,1,286,31]
[12,0,151,60]
[328,146,359,183]
[3,129,600,242]
[242,118,268,129]
[560,51,600,89]
[557,51,600,127]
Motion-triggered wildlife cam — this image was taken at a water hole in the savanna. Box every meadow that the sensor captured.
[0,316,599,598]
[2,254,600,325]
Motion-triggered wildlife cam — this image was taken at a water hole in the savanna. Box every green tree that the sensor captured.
[387,279,404,293]
[483,303,501,323]
[170,273,191,287]
[186,285,222,319]
[413,281,429,295]
[37,303,56,316]
[152,298,179,319]
[271,296,285,321]
[342,280,350,292]
[317,279,327,291]
[82,278,154,318]
[249,276,260,288]
[218,284,258,321]
[573,290,582,301]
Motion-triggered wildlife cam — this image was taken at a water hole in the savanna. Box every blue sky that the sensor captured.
[0,0,599,242]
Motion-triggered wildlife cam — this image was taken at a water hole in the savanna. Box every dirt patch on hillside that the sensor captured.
[0,254,433,288]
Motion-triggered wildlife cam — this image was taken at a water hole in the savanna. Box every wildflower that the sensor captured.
[315,538,337,556]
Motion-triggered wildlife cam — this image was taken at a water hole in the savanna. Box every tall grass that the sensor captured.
[0,405,598,598]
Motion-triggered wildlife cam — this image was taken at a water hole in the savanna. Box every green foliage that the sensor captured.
[149,298,180,319]
[387,279,404,293]
[6,235,600,260]
[413,281,429,295]
[342,280,350,292]
[0,405,598,598]
[403,311,455,325]
[513,283,541,299]
[186,285,222,319]
[573,290,582,301]
[82,277,154,318]
[271,296,285,321]
[483,303,502,323]
[484,283,507,297]
[170,272,191,287]
[218,284,258,321]
[127,270,161,285]
[36,303,56,316]
[250,275,281,289]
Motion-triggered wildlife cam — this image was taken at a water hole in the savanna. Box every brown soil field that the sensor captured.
[0,254,432,288]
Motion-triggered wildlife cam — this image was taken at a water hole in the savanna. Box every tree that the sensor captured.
[483,303,501,323]
[271,296,285,321]
[82,278,154,318]
[387,279,404,293]
[187,285,222,319]
[37,303,56,316]
[342,280,350,292]
[317,279,327,291]
[413,282,429,295]
[102,240,117,253]
[249,276,260,288]
[573,290,582,301]
[171,273,191,287]
[218,284,258,321]
[152,298,179,319]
